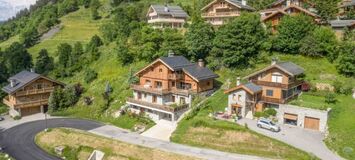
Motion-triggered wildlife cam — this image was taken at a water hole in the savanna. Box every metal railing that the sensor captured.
[202,11,240,17]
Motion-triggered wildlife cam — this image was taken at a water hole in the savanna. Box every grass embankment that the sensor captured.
[0,153,13,160]
[35,128,199,160]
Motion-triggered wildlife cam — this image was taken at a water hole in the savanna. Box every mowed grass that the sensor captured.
[35,128,199,160]
[28,7,104,58]
[0,35,19,49]
[171,90,316,159]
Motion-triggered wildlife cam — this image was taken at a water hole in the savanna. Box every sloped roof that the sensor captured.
[183,64,219,81]
[341,0,355,7]
[224,82,262,94]
[159,56,193,70]
[329,19,355,28]
[136,56,218,82]
[201,0,255,11]
[262,4,319,22]
[150,5,189,18]
[245,61,304,79]
[2,70,64,94]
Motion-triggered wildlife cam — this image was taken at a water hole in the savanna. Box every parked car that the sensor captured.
[257,118,280,132]
[0,116,4,121]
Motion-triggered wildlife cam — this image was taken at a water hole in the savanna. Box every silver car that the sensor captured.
[257,118,280,132]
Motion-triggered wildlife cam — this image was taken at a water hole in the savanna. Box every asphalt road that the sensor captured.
[0,118,103,160]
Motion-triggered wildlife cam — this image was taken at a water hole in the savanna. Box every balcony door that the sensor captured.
[271,73,283,83]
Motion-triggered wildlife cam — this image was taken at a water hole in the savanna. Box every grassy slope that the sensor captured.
[0,35,19,50]
[35,128,198,160]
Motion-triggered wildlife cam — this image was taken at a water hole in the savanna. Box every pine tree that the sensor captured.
[4,42,33,74]
[35,49,54,74]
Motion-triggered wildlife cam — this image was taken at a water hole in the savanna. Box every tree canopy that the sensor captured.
[35,49,54,74]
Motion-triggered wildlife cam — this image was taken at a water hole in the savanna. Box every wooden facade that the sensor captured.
[201,0,254,26]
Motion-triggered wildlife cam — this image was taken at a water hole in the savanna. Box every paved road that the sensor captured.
[237,118,343,160]
[0,118,268,160]
[141,119,176,141]
[0,118,103,160]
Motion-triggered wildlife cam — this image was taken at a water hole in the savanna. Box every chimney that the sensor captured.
[168,50,175,57]
[164,5,169,12]
[30,68,35,73]
[271,58,278,65]
[198,59,205,67]
[236,77,241,86]
[10,79,16,87]
[241,0,247,6]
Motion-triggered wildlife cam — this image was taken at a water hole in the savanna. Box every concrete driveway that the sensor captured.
[0,113,59,130]
[141,119,176,141]
[237,118,343,160]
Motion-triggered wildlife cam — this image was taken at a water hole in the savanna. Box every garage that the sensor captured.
[21,106,41,117]
[304,117,320,131]
[284,113,298,126]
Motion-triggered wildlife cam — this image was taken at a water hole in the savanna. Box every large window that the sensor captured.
[155,81,162,89]
[271,73,283,83]
[266,90,274,97]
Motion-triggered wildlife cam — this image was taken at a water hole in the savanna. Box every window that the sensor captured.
[159,68,163,72]
[138,92,142,100]
[153,95,157,103]
[172,96,175,102]
[238,95,242,101]
[271,73,283,83]
[144,93,147,98]
[172,82,175,87]
[233,94,237,100]
[155,81,162,89]
[37,84,43,89]
[207,81,210,86]
[266,90,274,97]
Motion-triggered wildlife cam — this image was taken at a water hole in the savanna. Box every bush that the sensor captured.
[264,108,277,117]
[325,93,337,104]
[13,115,21,120]
[84,69,98,83]
[254,112,264,118]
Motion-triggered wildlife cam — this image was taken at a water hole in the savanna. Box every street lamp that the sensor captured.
[44,107,48,132]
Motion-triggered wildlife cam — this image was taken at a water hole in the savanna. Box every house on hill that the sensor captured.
[146,4,189,29]
[329,19,355,39]
[2,70,64,117]
[201,0,255,26]
[225,60,329,132]
[339,0,355,17]
[126,52,218,122]
[260,0,320,32]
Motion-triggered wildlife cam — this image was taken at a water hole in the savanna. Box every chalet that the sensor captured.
[2,70,64,117]
[260,0,320,32]
[339,0,355,17]
[126,53,218,122]
[329,19,355,39]
[146,5,189,29]
[201,0,255,26]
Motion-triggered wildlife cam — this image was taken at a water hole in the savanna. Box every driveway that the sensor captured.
[237,118,343,160]
[0,118,268,160]
[0,113,60,130]
[141,119,176,141]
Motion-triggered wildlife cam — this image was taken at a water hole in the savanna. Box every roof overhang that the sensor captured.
[244,64,301,80]
[224,85,261,95]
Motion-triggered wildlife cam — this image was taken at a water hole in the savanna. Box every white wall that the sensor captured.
[228,90,247,117]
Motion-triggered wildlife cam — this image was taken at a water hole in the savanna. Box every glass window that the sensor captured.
[266,90,274,96]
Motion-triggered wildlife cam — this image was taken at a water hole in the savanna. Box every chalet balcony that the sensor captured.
[148,18,185,24]
[127,98,189,112]
[15,87,55,96]
[251,80,303,89]
[202,11,240,17]
[168,74,183,80]
[14,99,49,108]
[261,96,285,104]
[131,84,170,95]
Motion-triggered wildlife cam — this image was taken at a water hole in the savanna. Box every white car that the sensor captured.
[257,118,280,132]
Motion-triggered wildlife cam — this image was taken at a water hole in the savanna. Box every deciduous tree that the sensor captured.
[35,49,54,74]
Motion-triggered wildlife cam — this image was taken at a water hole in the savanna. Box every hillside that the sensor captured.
[0,0,354,159]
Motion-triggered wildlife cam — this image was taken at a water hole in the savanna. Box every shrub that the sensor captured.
[84,69,98,83]
[264,108,277,117]
[254,112,264,118]
[325,93,337,104]
[13,115,21,120]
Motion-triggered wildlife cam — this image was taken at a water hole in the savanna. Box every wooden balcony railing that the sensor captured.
[127,98,189,112]
[251,80,303,89]
[261,96,285,104]
[131,84,170,95]
[15,87,55,96]
[168,74,183,80]
[14,99,49,108]
[202,11,240,17]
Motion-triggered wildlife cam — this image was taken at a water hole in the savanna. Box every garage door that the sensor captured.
[304,117,320,131]
[21,106,41,116]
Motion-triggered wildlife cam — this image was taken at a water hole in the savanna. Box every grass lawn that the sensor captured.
[289,92,329,110]
[0,153,13,160]
[0,35,19,49]
[0,103,8,115]
[171,90,317,160]
[35,128,199,160]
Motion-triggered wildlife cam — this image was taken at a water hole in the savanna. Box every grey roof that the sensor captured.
[159,56,193,70]
[2,70,41,94]
[244,82,262,93]
[329,19,355,28]
[150,5,189,18]
[276,62,304,76]
[183,64,219,81]
[228,0,255,11]
[269,0,285,7]
[158,56,218,81]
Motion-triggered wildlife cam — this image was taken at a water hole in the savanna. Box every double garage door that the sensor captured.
[284,113,320,131]
[21,106,41,117]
